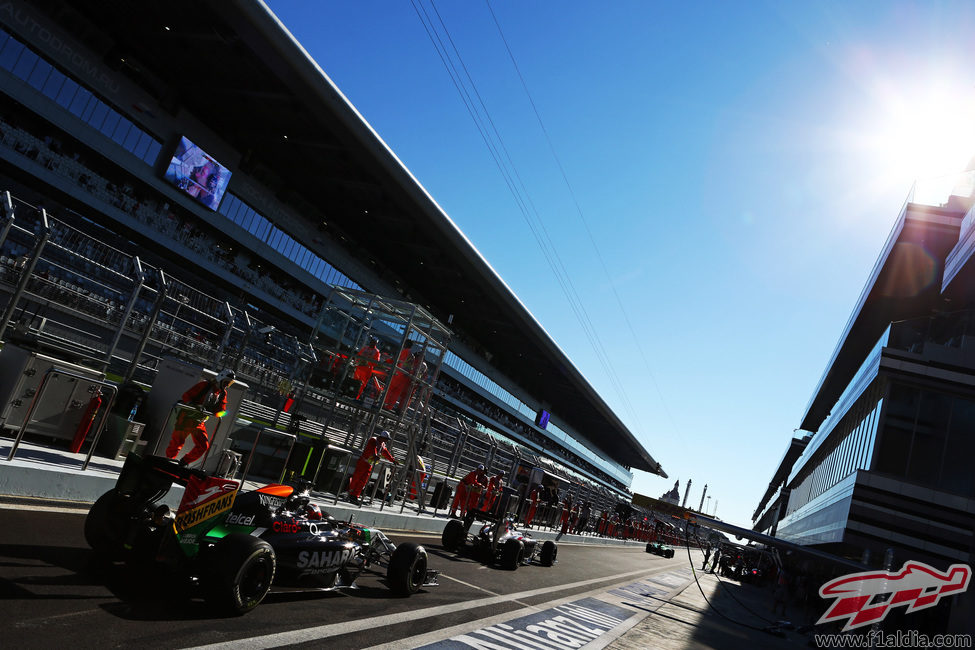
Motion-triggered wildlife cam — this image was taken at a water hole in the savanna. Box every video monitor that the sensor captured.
[535,409,551,430]
[163,136,231,210]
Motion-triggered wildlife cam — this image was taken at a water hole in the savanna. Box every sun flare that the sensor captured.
[870,81,975,185]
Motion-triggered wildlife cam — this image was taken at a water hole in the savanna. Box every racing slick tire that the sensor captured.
[502,539,524,570]
[85,490,127,560]
[539,540,558,567]
[645,543,653,554]
[206,533,276,615]
[388,542,428,596]
[667,548,675,559]
[441,519,465,552]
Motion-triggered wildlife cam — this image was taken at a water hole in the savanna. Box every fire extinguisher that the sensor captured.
[70,389,102,454]
[283,390,295,413]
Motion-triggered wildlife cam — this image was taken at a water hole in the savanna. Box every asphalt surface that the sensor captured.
[0,503,690,649]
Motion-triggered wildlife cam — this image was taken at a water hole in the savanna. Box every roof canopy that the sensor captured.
[53,0,664,475]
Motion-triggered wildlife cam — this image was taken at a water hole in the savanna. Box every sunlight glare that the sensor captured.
[873,81,975,183]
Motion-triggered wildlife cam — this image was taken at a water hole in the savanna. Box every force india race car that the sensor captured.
[85,454,437,615]
[645,541,676,559]
[441,515,557,570]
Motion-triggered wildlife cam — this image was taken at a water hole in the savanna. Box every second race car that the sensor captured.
[645,541,676,558]
[441,515,557,570]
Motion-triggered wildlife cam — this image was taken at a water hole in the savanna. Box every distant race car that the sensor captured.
[85,454,437,615]
[441,515,557,570]
[645,541,675,559]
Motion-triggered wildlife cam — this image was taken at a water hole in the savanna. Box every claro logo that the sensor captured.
[273,519,301,533]
[818,561,971,631]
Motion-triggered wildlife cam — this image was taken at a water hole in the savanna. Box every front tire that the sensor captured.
[502,539,524,570]
[388,542,428,595]
[441,519,465,552]
[540,540,558,567]
[206,534,276,615]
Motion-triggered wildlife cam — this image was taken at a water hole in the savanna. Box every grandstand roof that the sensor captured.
[58,0,665,476]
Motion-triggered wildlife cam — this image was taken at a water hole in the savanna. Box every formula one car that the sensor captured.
[441,515,557,570]
[85,454,437,615]
[645,541,675,559]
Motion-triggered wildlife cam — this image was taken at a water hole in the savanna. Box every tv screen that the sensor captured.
[163,136,231,210]
[535,409,551,430]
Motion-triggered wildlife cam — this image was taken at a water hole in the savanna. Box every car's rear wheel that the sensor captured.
[441,519,465,552]
[85,490,127,560]
[502,539,524,570]
[388,542,428,595]
[540,540,557,567]
[645,542,653,554]
[206,534,275,615]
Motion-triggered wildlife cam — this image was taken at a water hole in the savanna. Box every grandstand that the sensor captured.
[0,0,664,516]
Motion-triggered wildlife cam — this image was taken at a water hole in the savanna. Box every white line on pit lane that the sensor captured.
[181,566,674,650]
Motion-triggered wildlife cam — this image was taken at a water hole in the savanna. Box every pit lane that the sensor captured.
[0,506,696,649]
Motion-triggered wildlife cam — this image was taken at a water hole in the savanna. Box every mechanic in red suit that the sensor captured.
[165,369,234,465]
[482,472,505,512]
[353,337,383,400]
[382,341,413,410]
[347,430,396,503]
[450,464,486,517]
[559,499,572,536]
[598,510,608,537]
[523,487,539,528]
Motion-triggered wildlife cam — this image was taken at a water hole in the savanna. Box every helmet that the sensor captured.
[476,464,485,471]
[377,430,390,440]
[215,369,235,384]
[304,503,322,520]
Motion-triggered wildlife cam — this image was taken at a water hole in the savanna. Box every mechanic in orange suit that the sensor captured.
[450,464,486,517]
[383,340,413,410]
[165,369,234,465]
[353,337,383,400]
[482,473,505,512]
[347,430,396,502]
[559,499,572,536]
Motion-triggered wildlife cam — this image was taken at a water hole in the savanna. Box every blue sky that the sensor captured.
[268,1,975,527]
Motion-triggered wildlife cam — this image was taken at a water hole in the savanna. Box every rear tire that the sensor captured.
[388,542,427,595]
[502,539,524,570]
[206,534,275,615]
[85,490,127,560]
[441,519,465,552]
[540,540,557,567]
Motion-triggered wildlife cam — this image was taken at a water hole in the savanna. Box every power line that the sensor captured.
[411,0,640,427]
[484,0,686,461]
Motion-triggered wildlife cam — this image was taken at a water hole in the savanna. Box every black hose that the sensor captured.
[682,528,777,634]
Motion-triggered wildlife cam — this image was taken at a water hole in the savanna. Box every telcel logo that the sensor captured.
[225,512,256,526]
[818,561,971,631]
